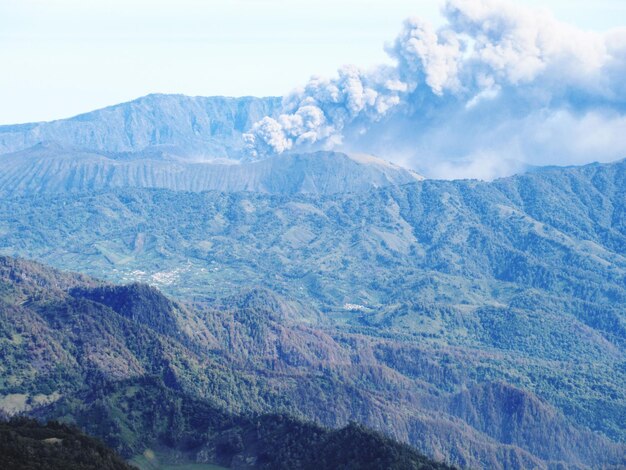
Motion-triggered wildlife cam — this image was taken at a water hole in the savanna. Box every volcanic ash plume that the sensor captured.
[244,0,626,179]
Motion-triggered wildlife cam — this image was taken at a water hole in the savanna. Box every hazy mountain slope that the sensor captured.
[197,291,625,469]
[441,382,620,466]
[0,94,281,158]
[0,144,422,195]
[1,256,624,469]
[1,159,622,310]
[0,258,278,414]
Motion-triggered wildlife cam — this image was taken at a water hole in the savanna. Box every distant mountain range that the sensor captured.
[0,94,624,470]
[0,94,280,159]
[0,94,424,195]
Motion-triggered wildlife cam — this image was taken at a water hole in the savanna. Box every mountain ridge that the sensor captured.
[0,94,281,159]
[0,144,423,196]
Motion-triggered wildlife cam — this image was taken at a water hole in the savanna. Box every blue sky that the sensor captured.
[1,0,625,124]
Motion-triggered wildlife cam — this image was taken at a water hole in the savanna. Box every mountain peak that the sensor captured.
[0,94,282,158]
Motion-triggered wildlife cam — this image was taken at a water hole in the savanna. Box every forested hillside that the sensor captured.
[0,256,623,469]
[0,418,135,470]
[0,257,454,469]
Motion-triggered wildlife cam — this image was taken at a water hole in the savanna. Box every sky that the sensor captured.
[2,0,626,125]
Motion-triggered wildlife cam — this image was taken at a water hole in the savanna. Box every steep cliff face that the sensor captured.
[0,94,281,158]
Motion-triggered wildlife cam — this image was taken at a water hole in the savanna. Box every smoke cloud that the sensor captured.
[244,0,626,179]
